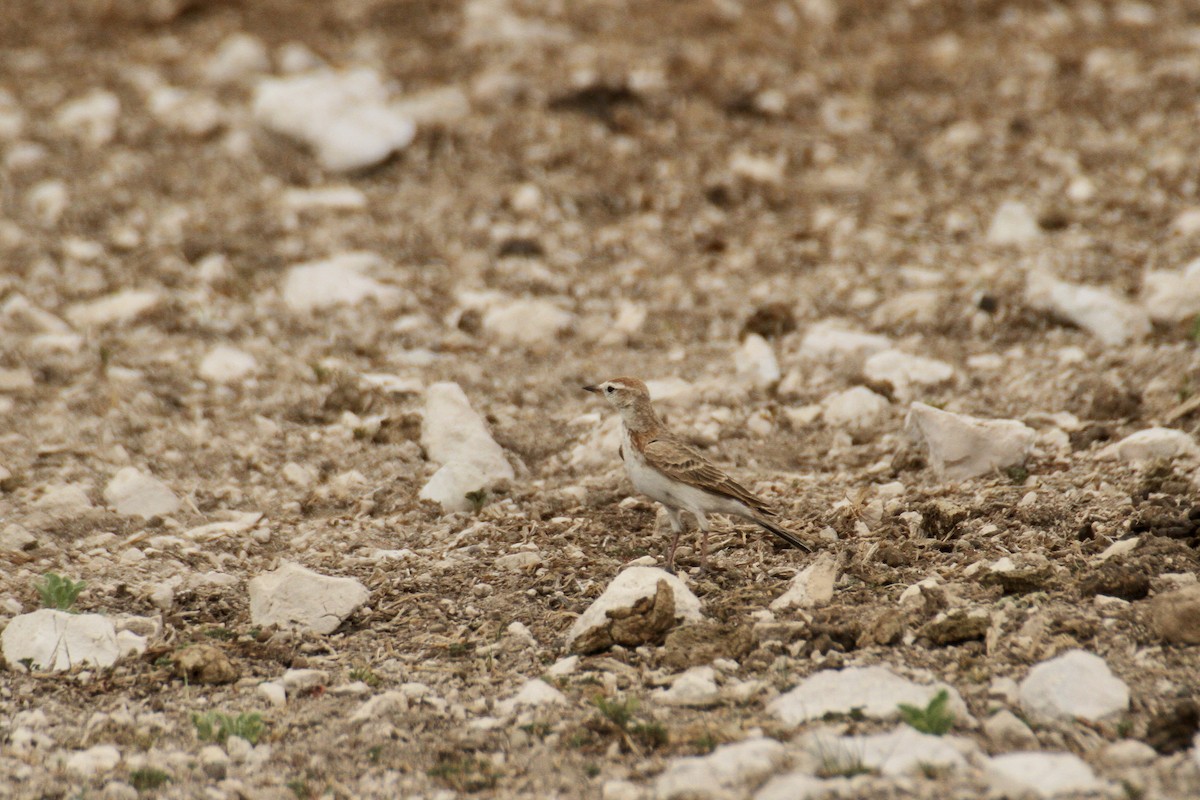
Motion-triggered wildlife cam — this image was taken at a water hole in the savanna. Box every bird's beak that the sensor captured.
[582,385,601,394]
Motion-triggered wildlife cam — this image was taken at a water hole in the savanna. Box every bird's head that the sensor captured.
[582,377,651,412]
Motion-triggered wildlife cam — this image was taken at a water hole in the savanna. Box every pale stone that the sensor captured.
[798,322,891,362]
[983,710,1038,751]
[64,745,122,777]
[2,610,120,672]
[1141,259,1200,323]
[66,290,162,327]
[820,387,889,432]
[495,679,567,715]
[863,350,954,401]
[1103,427,1198,463]
[1026,272,1151,346]
[906,402,1036,481]
[104,467,180,518]
[736,334,781,389]
[421,382,514,486]
[248,562,369,635]
[481,298,574,346]
[654,666,721,708]
[986,752,1107,798]
[199,346,257,384]
[419,462,491,512]
[987,200,1041,245]
[282,253,403,313]
[770,552,838,610]
[655,737,787,800]
[1019,649,1129,724]
[769,665,967,726]
[566,567,703,654]
[802,725,967,776]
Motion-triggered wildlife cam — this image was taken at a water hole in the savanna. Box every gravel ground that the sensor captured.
[2,1,1200,798]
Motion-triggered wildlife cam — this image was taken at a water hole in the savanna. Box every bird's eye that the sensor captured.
[605,386,614,394]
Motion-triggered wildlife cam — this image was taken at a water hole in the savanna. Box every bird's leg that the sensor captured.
[695,511,711,574]
[664,507,684,574]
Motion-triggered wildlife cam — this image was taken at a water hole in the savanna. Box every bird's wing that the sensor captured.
[641,436,774,515]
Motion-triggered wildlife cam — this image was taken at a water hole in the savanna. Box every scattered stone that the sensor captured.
[0,366,34,392]
[495,551,543,570]
[104,467,180,518]
[987,200,1041,245]
[655,737,787,800]
[662,623,756,670]
[64,745,122,778]
[253,69,416,171]
[419,462,491,513]
[546,656,578,677]
[1026,272,1151,346]
[258,682,286,707]
[921,607,991,645]
[1142,259,1200,323]
[983,709,1039,751]
[983,553,1055,594]
[199,744,229,780]
[1099,739,1158,768]
[769,665,966,726]
[798,322,891,362]
[199,345,257,384]
[248,562,369,635]
[905,402,1035,481]
[566,567,703,655]
[66,289,162,327]
[819,386,889,433]
[654,666,721,708]
[0,524,36,552]
[736,334,780,389]
[2,610,119,672]
[1103,427,1198,463]
[770,552,838,610]
[349,691,408,723]
[495,679,568,716]
[282,253,404,313]
[1019,649,1129,724]
[1150,585,1200,645]
[481,298,574,346]
[985,752,1106,798]
[802,725,967,776]
[283,668,329,695]
[863,350,955,401]
[753,772,830,800]
[421,382,515,503]
[174,644,239,684]
[205,33,270,84]
[54,90,121,147]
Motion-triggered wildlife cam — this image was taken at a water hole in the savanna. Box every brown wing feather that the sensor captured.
[641,437,774,516]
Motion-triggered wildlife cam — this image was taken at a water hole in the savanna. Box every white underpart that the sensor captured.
[620,427,751,527]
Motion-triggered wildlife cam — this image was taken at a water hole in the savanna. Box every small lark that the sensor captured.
[584,376,811,572]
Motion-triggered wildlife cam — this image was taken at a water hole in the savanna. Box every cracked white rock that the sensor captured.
[496,679,567,716]
[985,752,1107,798]
[253,69,416,171]
[863,350,954,401]
[2,609,120,672]
[421,382,514,488]
[199,345,257,384]
[802,725,967,777]
[770,552,838,611]
[1026,272,1151,346]
[248,562,369,635]
[1103,427,1198,463]
[104,467,180,519]
[566,567,703,654]
[282,253,404,313]
[1019,649,1129,724]
[655,737,787,800]
[654,666,721,708]
[768,665,967,726]
[905,402,1036,481]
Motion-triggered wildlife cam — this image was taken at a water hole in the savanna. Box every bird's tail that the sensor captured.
[751,515,813,552]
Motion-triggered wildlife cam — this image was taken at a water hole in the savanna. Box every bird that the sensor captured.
[583,376,811,573]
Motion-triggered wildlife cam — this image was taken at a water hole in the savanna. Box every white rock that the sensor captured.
[820,387,889,432]
[34,483,94,514]
[27,180,67,225]
[1026,272,1151,346]
[654,666,721,708]
[481,298,574,346]
[205,33,270,84]
[495,551,542,570]
[282,253,403,313]
[421,382,514,486]
[55,90,121,147]
[226,735,253,764]
[736,334,780,389]
[282,668,329,695]
[248,562,369,635]
[546,655,579,677]
[349,691,408,723]
[419,462,491,512]
[905,402,1036,481]
[103,467,180,518]
[987,200,1041,245]
[495,679,567,716]
[1142,259,1200,323]
[983,709,1038,751]
[2,610,120,672]
[199,346,257,384]
[258,682,286,707]
[147,87,222,137]
[770,553,838,610]
[1099,739,1157,768]
[0,524,36,552]
[393,86,472,126]
[0,367,34,392]
[799,323,891,362]
[116,630,147,659]
[986,752,1107,798]
[565,567,704,653]
[66,289,162,327]
[1103,427,1198,463]
[64,745,122,777]
[1019,649,1128,724]
[199,744,229,779]
[1,293,73,334]
[753,772,830,800]
[862,350,954,401]
[252,69,416,172]
[730,151,786,185]
[803,726,967,777]
[768,665,967,726]
[602,780,644,800]
[655,737,787,800]
[462,0,572,47]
